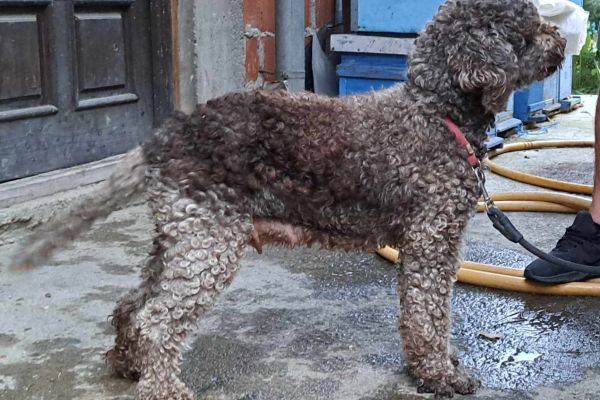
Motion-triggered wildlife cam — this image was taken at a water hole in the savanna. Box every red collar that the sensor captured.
[443,117,480,168]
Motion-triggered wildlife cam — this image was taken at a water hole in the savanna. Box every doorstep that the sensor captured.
[0,154,124,209]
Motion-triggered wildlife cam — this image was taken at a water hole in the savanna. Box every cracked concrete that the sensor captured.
[1,96,600,400]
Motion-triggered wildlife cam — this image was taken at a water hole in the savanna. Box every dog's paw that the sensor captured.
[417,368,480,398]
[450,367,480,395]
[136,380,196,400]
[105,348,140,381]
[417,380,455,398]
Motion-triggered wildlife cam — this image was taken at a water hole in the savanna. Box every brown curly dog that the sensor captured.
[10,0,565,398]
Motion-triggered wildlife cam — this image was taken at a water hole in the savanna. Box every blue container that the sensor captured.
[559,54,574,99]
[514,81,545,122]
[513,58,575,123]
[351,0,445,33]
[337,53,408,95]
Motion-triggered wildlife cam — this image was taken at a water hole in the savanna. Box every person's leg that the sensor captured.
[589,91,600,222]
[524,91,600,283]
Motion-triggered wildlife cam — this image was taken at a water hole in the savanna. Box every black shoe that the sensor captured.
[524,211,600,283]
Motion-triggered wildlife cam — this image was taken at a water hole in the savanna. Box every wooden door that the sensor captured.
[0,0,170,182]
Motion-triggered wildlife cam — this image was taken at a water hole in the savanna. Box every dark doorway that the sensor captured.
[0,0,173,182]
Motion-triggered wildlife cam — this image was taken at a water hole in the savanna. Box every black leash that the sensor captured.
[474,165,600,275]
[443,116,598,275]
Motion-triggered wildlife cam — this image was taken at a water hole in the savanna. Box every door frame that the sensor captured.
[150,0,176,125]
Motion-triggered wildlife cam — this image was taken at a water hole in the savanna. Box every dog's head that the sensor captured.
[409,0,566,114]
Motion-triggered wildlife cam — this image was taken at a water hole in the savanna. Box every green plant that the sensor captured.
[572,26,600,94]
[584,0,600,21]
[573,0,600,94]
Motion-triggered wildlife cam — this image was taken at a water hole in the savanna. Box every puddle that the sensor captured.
[498,349,542,367]
[453,285,600,390]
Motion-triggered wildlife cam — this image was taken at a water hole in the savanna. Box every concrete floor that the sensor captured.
[1,97,600,400]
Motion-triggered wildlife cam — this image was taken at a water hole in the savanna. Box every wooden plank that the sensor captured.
[330,34,415,55]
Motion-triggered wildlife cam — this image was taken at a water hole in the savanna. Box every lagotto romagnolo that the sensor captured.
[11,0,565,398]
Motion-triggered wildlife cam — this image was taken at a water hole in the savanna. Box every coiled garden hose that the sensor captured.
[376,140,600,296]
[486,140,594,194]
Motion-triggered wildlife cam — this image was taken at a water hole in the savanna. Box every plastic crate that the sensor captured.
[514,62,575,124]
[350,0,445,33]
[337,53,408,96]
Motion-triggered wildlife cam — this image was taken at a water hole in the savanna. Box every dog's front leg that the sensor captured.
[396,214,480,398]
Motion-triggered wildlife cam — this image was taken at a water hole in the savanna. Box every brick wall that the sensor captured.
[243,0,336,88]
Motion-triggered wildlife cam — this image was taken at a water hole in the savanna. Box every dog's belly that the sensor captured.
[250,218,371,253]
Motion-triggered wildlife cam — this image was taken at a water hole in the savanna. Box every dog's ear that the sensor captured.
[447,28,519,113]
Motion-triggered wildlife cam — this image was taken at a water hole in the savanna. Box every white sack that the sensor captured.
[533,0,589,55]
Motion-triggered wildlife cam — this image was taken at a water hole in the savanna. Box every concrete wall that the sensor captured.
[175,0,336,110]
[176,0,246,111]
[193,0,246,104]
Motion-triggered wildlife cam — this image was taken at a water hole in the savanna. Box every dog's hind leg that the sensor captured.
[396,211,480,398]
[131,184,253,400]
[106,239,166,380]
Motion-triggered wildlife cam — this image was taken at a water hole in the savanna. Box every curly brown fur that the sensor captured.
[10,0,565,398]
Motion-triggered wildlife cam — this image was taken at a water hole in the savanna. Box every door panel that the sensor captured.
[76,12,128,90]
[0,3,56,122]
[0,0,158,182]
[0,14,42,100]
[73,2,138,110]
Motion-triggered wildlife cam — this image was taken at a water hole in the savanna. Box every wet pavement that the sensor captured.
[1,97,600,399]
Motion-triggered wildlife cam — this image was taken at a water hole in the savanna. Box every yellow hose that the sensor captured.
[476,192,591,213]
[478,201,576,213]
[458,262,600,296]
[486,140,594,194]
[376,140,600,296]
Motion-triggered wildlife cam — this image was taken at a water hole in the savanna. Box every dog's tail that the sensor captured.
[9,146,148,271]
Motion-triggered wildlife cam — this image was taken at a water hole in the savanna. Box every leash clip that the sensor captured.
[473,165,524,243]
[473,166,493,211]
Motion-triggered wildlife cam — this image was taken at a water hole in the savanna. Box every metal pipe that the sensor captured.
[335,0,343,25]
[276,0,306,92]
